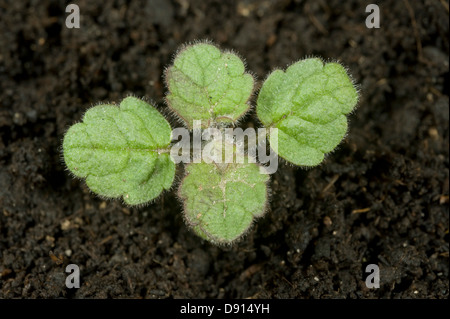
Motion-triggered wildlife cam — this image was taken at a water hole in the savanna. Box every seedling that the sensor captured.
[62,42,358,245]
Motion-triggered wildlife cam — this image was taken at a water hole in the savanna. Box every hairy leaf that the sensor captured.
[165,42,254,129]
[256,58,358,166]
[179,158,269,244]
[63,96,175,205]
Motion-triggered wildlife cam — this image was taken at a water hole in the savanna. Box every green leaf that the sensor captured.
[179,159,269,244]
[165,42,254,129]
[63,96,175,205]
[256,58,358,166]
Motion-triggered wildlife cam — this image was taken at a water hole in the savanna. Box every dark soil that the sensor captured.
[0,0,448,299]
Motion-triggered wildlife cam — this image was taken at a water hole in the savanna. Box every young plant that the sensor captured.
[62,42,358,245]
